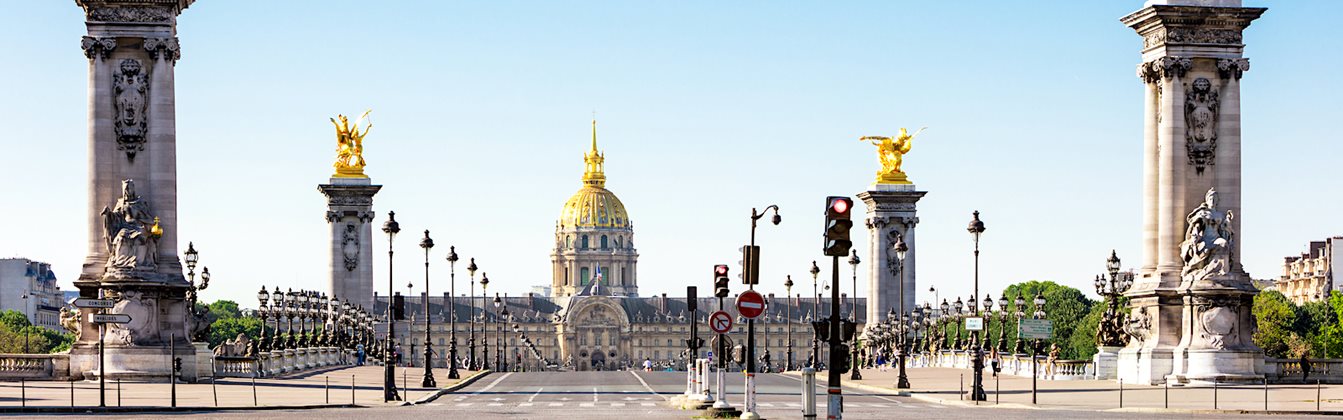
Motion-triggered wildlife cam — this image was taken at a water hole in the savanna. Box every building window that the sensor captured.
[581,267,590,286]
[582,235,589,249]
[566,235,572,249]
[601,235,609,250]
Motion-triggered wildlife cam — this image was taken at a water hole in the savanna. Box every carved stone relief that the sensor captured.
[86,6,173,23]
[1124,307,1152,346]
[80,36,116,60]
[341,223,359,271]
[1193,296,1240,349]
[1185,77,1219,174]
[105,289,161,345]
[113,60,149,161]
[1143,27,1243,49]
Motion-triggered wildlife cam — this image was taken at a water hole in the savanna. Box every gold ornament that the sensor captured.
[860,127,925,185]
[331,110,372,178]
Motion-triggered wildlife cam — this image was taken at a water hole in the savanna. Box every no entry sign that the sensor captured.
[736,290,765,319]
[709,310,733,334]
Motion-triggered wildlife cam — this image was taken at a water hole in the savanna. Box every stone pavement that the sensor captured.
[829,365,1343,413]
[0,366,481,410]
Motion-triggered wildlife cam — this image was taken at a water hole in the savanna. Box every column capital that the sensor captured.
[81,36,116,60]
[1216,58,1250,80]
[144,37,181,64]
[1140,56,1192,81]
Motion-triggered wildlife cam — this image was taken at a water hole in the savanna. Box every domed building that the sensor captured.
[550,120,639,297]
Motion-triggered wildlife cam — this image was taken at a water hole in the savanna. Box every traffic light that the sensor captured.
[393,292,406,320]
[713,264,730,298]
[738,245,760,285]
[823,196,854,257]
[841,319,857,342]
[834,344,851,374]
[687,286,697,312]
[811,320,830,343]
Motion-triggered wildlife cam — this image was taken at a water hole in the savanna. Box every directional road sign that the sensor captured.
[92,314,132,324]
[736,290,765,319]
[709,310,733,334]
[965,317,984,331]
[1018,319,1054,339]
[74,298,115,309]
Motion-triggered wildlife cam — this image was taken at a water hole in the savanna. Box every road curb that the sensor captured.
[409,370,493,405]
[0,404,361,414]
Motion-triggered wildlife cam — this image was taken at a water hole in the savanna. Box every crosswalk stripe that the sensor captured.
[611,403,625,407]
[548,402,564,407]
[519,403,534,407]
[488,403,503,407]
[580,402,595,407]
[641,402,655,407]
[758,403,774,407]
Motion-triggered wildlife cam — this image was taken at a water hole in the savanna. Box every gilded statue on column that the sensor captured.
[860,127,925,185]
[332,110,372,178]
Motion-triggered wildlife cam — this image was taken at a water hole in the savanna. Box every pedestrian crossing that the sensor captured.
[445,401,915,409]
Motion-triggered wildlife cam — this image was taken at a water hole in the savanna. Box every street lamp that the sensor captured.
[982,294,995,351]
[480,273,490,371]
[783,275,794,371]
[966,210,987,402]
[419,230,437,387]
[1013,295,1026,354]
[446,246,461,379]
[952,297,964,350]
[1095,250,1132,348]
[997,295,1009,353]
[494,294,504,371]
[893,232,910,388]
[740,204,780,419]
[257,286,271,352]
[1031,291,1047,404]
[847,249,861,381]
[809,261,821,369]
[467,259,479,370]
[381,210,401,402]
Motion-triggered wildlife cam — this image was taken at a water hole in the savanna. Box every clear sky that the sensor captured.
[3,1,1340,310]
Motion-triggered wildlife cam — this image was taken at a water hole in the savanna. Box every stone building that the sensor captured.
[1276,237,1340,304]
[372,124,866,370]
[0,258,66,331]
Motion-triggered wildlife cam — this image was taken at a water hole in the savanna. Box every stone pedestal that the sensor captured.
[319,178,381,311]
[1093,346,1122,380]
[1166,274,1263,384]
[857,184,926,325]
[1118,0,1266,385]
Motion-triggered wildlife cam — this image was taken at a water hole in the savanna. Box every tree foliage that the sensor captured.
[1001,281,1095,359]
[0,310,74,354]
[1253,290,1298,358]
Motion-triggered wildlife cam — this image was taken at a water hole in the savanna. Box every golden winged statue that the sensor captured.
[332,110,372,178]
[860,127,925,185]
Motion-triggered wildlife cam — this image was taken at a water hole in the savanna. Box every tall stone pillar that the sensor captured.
[858,187,926,325]
[319,179,381,311]
[1118,0,1265,385]
[69,0,198,382]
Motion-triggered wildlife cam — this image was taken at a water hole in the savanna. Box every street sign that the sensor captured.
[74,298,115,309]
[736,290,765,319]
[1018,319,1054,339]
[709,311,733,334]
[92,314,132,324]
[965,317,984,331]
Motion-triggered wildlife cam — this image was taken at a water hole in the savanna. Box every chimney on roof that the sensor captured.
[659,293,667,313]
[528,292,535,309]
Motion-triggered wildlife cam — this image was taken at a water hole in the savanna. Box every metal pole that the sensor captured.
[384,212,401,402]
[99,287,106,408]
[170,333,177,408]
[1263,380,1267,411]
[960,373,964,401]
[802,367,817,419]
[70,379,74,411]
[1031,341,1038,405]
[21,378,25,408]
[826,255,843,420]
[252,377,258,406]
[352,374,357,405]
[1318,379,1322,411]
[117,378,121,407]
[1119,378,1123,408]
[1164,381,1168,409]
[326,375,331,404]
[995,373,999,404]
[421,232,436,387]
[212,375,218,407]
[1213,380,1218,410]
[970,236,985,402]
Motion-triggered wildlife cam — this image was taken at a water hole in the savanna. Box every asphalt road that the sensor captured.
[24,371,1339,419]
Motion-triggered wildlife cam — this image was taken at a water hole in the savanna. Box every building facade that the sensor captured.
[1277,237,1340,304]
[0,258,66,331]
[550,120,639,297]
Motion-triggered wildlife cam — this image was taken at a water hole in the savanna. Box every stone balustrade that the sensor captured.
[213,347,351,378]
[1265,358,1343,384]
[0,354,68,380]
[899,350,1094,380]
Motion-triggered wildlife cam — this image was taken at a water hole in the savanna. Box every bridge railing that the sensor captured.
[0,354,67,380]
[213,346,351,378]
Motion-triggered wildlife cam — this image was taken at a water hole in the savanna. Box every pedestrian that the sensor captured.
[989,348,1001,377]
[643,357,653,372]
[1301,353,1312,383]
[356,343,366,366]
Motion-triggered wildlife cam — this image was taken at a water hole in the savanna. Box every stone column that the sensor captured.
[69,0,199,382]
[1119,0,1265,385]
[857,187,926,325]
[319,178,381,311]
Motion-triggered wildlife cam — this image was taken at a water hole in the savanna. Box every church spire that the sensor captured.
[582,119,606,188]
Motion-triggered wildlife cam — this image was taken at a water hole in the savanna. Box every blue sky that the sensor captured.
[3,1,1340,309]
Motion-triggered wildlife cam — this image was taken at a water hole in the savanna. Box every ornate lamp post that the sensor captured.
[1031,292,1047,404]
[1013,295,1026,354]
[982,294,995,351]
[445,246,461,379]
[284,289,298,350]
[1095,250,1132,348]
[299,291,312,348]
[381,211,401,402]
[939,299,950,352]
[328,297,341,347]
[494,294,505,371]
[966,211,987,401]
[480,273,490,371]
[893,233,910,388]
[809,261,821,368]
[997,295,1009,353]
[320,293,331,347]
[418,230,437,387]
[257,286,271,352]
[951,297,963,350]
[783,275,794,371]
[467,259,479,370]
[271,289,286,350]
[847,249,862,380]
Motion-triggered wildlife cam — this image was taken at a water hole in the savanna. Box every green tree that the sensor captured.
[1253,290,1298,358]
[1068,303,1106,360]
[0,310,32,330]
[0,310,73,354]
[208,316,263,349]
[207,300,242,320]
[1001,281,1095,359]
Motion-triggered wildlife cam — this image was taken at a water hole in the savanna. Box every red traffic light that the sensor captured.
[830,197,850,214]
[714,264,729,276]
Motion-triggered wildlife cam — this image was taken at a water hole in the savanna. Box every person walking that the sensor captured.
[1301,353,1312,383]
[642,357,653,372]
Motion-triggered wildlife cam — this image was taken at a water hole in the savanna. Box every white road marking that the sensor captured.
[548,402,564,407]
[528,387,544,403]
[455,403,474,407]
[629,371,670,401]
[611,402,625,407]
[519,402,534,407]
[785,402,801,407]
[580,402,595,407]
[470,372,513,395]
[641,402,655,407]
[487,403,503,406]
[593,387,600,402]
[758,402,774,407]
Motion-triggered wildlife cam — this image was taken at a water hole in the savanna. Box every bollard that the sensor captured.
[21,378,25,408]
[70,380,75,411]
[352,374,357,405]
[212,376,219,407]
[995,374,999,404]
[117,378,121,407]
[252,377,258,406]
[1163,381,1168,409]
[1119,378,1123,408]
[801,367,817,419]
[1264,380,1268,411]
[1213,380,1218,410]
[326,376,330,404]
[960,373,964,401]
[1318,380,1322,411]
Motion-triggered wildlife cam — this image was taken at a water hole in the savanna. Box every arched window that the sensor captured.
[601,235,609,249]
[566,235,572,249]
[581,267,590,286]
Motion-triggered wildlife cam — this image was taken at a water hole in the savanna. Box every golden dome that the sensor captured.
[558,120,631,229]
[560,186,630,229]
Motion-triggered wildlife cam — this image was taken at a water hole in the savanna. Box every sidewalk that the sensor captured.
[0,366,480,410]
[817,366,1343,413]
